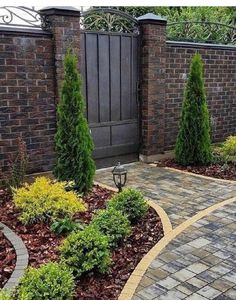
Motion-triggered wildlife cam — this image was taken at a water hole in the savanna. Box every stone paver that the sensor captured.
[0,222,29,290]
[96,162,236,299]
[96,162,236,227]
[133,202,236,299]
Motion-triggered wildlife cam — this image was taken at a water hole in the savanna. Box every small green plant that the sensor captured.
[13,177,86,224]
[3,136,28,191]
[175,53,212,166]
[50,217,84,236]
[107,188,148,223]
[220,136,236,162]
[16,262,75,300]
[54,49,95,194]
[59,225,111,277]
[0,290,11,300]
[91,207,131,247]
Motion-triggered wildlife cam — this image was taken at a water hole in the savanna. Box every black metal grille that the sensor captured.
[80,8,139,34]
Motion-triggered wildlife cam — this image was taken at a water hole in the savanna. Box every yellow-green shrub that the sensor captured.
[13,177,86,224]
[0,290,11,300]
[221,136,236,159]
[16,262,75,300]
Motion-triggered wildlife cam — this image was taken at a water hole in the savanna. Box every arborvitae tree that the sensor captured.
[53,50,95,193]
[175,53,212,166]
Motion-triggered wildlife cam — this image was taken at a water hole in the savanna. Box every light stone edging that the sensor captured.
[0,222,28,290]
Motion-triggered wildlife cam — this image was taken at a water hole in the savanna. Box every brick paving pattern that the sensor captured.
[95,162,236,299]
[96,162,236,227]
[133,202,236,299]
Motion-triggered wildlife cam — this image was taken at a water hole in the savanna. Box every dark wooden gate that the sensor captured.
[80,9,140,167]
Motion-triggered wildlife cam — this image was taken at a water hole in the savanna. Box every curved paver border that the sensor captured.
[119,195,236,300]
[0,222,28,290]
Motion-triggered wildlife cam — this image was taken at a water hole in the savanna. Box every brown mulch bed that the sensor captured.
[158,159,236,181]
[0,185,163,299]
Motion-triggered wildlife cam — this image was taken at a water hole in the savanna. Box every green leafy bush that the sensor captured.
[13,177,86,224]
[50,217,84,236]
[59,225,111,277]
[175,53,212,166]
[91,207,131,247]
[53,49,95,194]
[16,262,75,300]
[0,290,11,300]
[107,188,148,223]
[221,136,236,162]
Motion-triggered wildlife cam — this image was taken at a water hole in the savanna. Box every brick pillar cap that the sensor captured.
[137,13,167,25]
[39,6,80,17]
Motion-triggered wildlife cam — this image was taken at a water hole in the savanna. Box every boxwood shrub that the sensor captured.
[0,290,11,300]
[16,262,75,300]
[59,225,111,277]
[107,188,148,223]
[91,207,131,247]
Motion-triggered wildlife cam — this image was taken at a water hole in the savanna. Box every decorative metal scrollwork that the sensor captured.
[167,21,236,45]
[80,8,139,34]
[0,6,43,28]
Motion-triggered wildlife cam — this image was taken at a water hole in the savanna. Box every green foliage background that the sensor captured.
[92,7,236,43]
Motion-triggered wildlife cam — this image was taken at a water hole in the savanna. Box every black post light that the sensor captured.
[112,162,127,192]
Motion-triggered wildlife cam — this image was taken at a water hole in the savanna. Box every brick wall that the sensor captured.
[138,16,167,159]
[0,30,56,174]
[1,11,236,175]
[165,41,236,150]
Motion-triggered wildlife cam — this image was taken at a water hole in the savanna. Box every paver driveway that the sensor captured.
[95,162,236,228]
[95,162,236,300]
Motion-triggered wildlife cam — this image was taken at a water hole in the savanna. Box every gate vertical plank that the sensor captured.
[110,35,121,122]
[80,33,88,118]
[132,36,138,118]
[86,33,99,123]
[98,34,110,123]
[121,36,131,120]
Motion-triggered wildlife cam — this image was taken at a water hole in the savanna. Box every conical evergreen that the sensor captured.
[175,53,212,166]
[54,50,95,193]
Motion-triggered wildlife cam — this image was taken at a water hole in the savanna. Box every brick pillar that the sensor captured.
[138,13,167,162]
[39,6,80,102]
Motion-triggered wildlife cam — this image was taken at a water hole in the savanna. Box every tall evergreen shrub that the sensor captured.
[54,50,95,193]
[175,53,212,165]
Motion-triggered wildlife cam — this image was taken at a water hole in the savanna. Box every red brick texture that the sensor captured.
[40,8,80,102]
[0,31,56,174]
[0,8,81,177]
[139,21,167,156]
[165,42,236,150]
